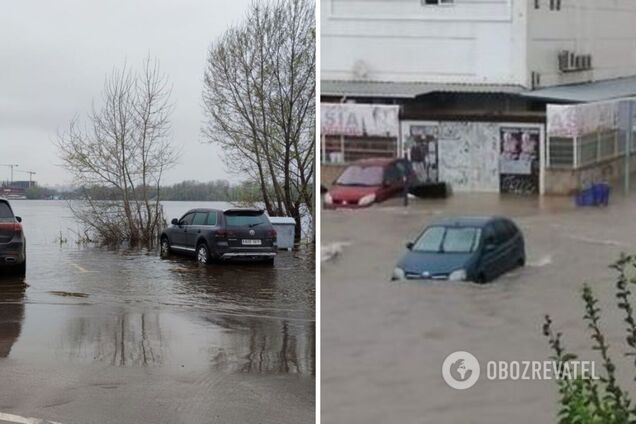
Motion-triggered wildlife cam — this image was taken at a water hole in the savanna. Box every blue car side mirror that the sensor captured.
[406,241,414,250]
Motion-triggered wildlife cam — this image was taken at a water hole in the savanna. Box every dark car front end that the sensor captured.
[0,199,26,274]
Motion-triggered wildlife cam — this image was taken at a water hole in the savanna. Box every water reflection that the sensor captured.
[1,201,314,381]
[166,254,315,376]
[60,310,164,367]
[0,275,26,358]
[206,315,315,376]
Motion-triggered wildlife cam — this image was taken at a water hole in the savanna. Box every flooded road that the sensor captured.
[322,193,636,424]
[0,201,314,424]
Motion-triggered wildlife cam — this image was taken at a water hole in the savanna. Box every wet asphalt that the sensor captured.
[322,191,636,424]
[0,201,315,424]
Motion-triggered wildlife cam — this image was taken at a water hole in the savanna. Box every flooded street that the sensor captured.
[322,192,636,424]
[0,201,315,424]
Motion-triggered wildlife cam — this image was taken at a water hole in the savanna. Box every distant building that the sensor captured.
[321,0,636,194]
[6,180,36,190]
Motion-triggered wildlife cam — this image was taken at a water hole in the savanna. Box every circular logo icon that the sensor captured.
[249,229,255,236]
[442,351,480,390]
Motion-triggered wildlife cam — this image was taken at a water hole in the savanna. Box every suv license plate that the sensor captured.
[242,239,262,245]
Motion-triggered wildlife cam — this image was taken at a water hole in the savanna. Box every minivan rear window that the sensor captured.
[0,202,13,220]
[224,212,268,227]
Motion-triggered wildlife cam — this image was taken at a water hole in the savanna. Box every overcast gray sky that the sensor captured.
[0,0,252,187]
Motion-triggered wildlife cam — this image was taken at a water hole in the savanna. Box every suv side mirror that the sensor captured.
[171,218,179,225]
[15,216,22,223]
[406,241,414,250]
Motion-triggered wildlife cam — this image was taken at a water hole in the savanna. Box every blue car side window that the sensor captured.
[482,225,496,246]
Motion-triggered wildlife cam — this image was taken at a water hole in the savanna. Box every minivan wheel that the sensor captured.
[264,257,275,266]
[160,237,171,257]
[197,243,210,264]
[476,273,487,284]
[518,256,526,267]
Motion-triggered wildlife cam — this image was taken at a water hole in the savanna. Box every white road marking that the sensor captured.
[65,262,97,273]
[68,262,89,272]
[0,412,63,424]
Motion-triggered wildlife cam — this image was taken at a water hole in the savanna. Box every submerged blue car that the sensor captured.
[391,216,525,284]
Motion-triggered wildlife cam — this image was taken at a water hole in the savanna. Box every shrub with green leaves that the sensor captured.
[543,254,636,424]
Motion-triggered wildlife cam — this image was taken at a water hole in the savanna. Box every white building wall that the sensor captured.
[527,0,636,87]
[321,0,529,86]
[322,0,636,89]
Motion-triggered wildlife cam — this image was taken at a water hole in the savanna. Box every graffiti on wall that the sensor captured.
[548,102,618,138]
[499,127,541,194]
[436,122,500,192]
[321,103,400,137]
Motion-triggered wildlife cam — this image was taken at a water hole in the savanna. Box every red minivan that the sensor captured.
[324,158,415,208]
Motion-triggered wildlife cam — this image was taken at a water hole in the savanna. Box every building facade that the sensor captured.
[321,0,636,195]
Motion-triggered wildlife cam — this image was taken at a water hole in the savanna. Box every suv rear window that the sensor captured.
[224,211,268,227]
[0,202,14,220]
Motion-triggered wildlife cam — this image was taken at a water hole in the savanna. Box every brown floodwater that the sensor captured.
[322,192,636,424]
[0,200,314,424]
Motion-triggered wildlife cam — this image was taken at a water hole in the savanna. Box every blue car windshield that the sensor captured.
[413,226,482,253]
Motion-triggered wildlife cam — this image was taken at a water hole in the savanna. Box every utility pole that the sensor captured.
[625,100,633,195]
[0,164,19,183]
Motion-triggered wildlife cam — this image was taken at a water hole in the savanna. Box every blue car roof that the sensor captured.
[428,216,502,228]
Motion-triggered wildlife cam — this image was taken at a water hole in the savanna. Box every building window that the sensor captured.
[548,137,574,168]
[423,0,454,5]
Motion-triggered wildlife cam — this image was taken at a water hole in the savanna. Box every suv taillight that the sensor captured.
[215,229,236,238]
[266,229,277,238]
[0,222,21,233]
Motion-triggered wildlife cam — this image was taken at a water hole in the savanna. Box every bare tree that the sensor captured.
[57,57,178,247]
[202,0,315,242]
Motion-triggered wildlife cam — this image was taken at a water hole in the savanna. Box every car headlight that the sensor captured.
[358,193,376,206]
[449,269,467,281]
[391,267,406,281]
[324,193,333,205]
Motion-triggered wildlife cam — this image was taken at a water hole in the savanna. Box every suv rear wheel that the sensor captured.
[160,236,171,257]
[197,243,211,264]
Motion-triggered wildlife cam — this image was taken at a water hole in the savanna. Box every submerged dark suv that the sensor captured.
[0,199,26,275]
[160,208,277,264]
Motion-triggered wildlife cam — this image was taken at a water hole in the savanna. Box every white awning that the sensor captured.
[321,80,523,99]
[521,76,636,103]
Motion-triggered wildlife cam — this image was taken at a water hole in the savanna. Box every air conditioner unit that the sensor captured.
[575,55,584,69]
[531,71,542,89]
[558,50,571,71]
